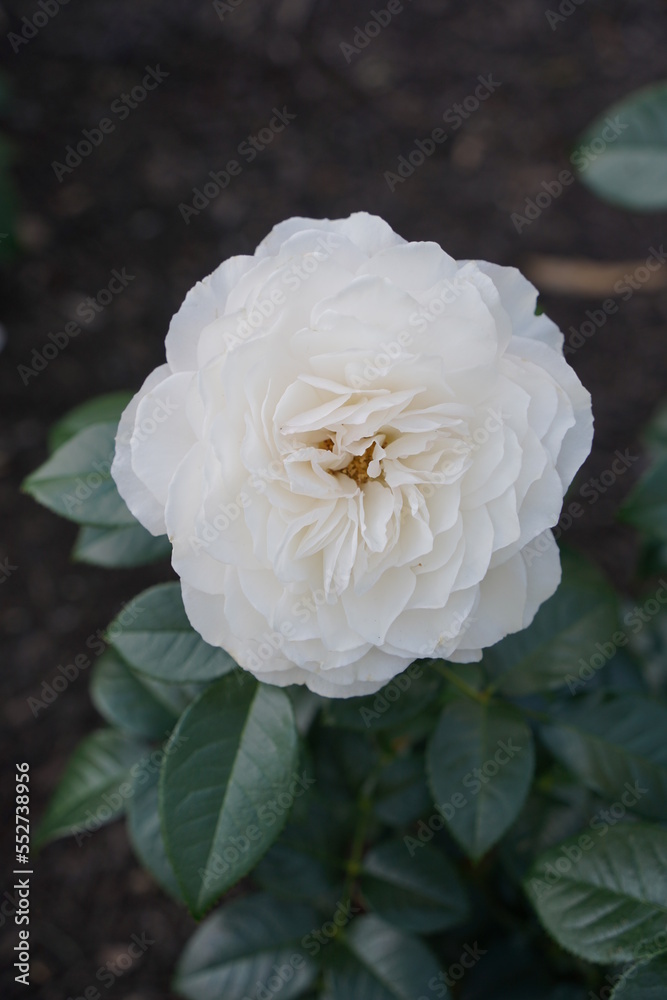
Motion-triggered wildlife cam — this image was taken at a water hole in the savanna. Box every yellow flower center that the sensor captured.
[318,438,379,486]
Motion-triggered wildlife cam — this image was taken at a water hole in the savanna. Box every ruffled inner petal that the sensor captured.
[114,214,593,698]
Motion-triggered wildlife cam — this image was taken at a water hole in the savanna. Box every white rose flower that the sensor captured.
[112,212,593,698]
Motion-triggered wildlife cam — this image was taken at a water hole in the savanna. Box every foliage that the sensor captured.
[575,80,667,211]
[23,380,667,1000]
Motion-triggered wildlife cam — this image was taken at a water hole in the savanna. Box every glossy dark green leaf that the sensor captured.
[591,649,647,695]
[485,552,618,696]
[160,675,299,917]
[628,606,667,689]
[285,686,323,736]
[262,753,359,876]
[360,839,469,932]
[427,699,534,860]
[108,583,238,683]
[540,696,667,821]
[611,953,667,998]
[525,822,667,963]
[126,766,182,901]
[323,915,444,1000]
[637,540,667,578]
[73,522,171,568]
[373,755,431,828]
[90,649,185,740]
[576,82,667,211]
[445,935,576,1000]
[23,423,135,526]
[380,698,444,745]
[48,392,132,452]
[323,664,442,732]
[253,841,342,911]
[547,988,588,1000]
[36,729,147,846]
[564,646,646,698]
[174,893,319,1000]
[303,729,377,802]
[499,768,594,883]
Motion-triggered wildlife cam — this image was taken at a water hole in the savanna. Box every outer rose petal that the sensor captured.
[130,371,198,507]
[165,255,257,372]
[112,364,172,535]
[475,260,564,350]
[255,211,404,259]
[112,213,594,697]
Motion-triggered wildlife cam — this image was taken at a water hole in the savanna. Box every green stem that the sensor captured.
[342,764,384,909]
[435,662,491,704]
[517,704,551,724]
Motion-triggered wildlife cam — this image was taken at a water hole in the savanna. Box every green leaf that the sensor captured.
[499,769,594,883]
[620,455,667,543]
[160,675,299,917]
[637,540,667,578]
[323,914,444,1000]
[611,953,667,998]
[253,841,342,910]
[285,686,323,736]
[595,649,648,695]
[126,766,182,901]
[540,696,667,821]
[174,893,318,1000]
[281,749,353,858]
[548,988,588,1000]
[426,698,534,860]
[360,839,469,932]
[23,423,135,527]
[48,392,132,452]
[108,583,238,683]
[73,522,171,568]
[322,663,442,732]
[525,822,667,963]
[253,752,351,912]
[36,729,148,846]
[380,700,444,746]
[373,754,431,828]
[90,649,185,740]
[485,552,618,696]
[629,607,667,689]
[316,729,379,793]
[576,81,667,211]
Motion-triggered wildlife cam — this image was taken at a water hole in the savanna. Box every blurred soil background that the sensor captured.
[1,0,667,996]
